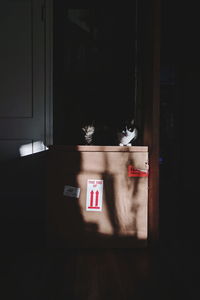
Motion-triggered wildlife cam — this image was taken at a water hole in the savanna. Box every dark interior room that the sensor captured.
[0,1,199,299]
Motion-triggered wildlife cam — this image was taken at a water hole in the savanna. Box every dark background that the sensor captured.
[53,5,138,145]
[1,1,200,299]
[160,0,199,244]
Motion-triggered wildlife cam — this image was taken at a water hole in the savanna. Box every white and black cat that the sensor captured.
[117,118,138,146]
[81,118,138,146]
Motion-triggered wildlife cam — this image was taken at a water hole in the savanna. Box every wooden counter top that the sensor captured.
[48,145,148,152]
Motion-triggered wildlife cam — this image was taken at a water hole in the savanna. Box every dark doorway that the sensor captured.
[53,5,138,145]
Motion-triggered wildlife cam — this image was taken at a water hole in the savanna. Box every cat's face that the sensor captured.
[119,119,135,134]
[121,127,133,136]
[82,124,95,145]
[117,119,137,145]
[82,125,95,135]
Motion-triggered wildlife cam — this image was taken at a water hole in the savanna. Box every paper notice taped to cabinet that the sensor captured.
[86,179,103,211]
[63,185,80,198]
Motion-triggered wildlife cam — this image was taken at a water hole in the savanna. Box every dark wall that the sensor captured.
[160,1,200,243]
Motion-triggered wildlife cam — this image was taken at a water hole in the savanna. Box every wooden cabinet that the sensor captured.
[46,146,148,248]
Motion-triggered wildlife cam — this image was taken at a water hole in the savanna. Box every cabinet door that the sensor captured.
[0,0,46,161]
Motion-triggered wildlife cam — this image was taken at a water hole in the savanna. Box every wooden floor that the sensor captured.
[1,239,199,300]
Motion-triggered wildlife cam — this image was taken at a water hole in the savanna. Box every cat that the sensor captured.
[81,123,95,145]
[81,122,116,145]
[81,119,138,146]
[117,118,138,146]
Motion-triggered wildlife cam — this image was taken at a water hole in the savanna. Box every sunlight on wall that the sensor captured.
[19,141,48,157]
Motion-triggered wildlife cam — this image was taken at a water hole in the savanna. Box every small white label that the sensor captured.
[86,179,103,211]
[63,185,80,198]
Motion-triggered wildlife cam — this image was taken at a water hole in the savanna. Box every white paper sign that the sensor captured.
[86,179,103,211]
[63,185,80,198]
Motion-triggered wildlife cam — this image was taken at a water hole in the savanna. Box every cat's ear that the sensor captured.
[128,119,135,130]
